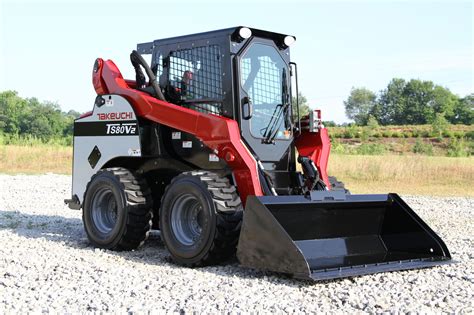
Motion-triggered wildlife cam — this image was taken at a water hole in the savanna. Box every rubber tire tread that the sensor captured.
[159,170,243,266]
[83,167,153,250]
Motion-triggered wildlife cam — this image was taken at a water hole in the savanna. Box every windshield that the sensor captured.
[240,43,291,140]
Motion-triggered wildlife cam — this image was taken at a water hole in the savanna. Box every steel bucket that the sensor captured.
[237,192,451,280]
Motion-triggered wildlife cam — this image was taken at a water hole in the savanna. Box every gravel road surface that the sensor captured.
[0,174,472,313]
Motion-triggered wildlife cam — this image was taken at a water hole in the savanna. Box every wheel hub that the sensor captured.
[91,187,118,234]
[170,194,205,246]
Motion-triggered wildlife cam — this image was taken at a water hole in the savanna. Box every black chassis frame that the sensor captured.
[136,27,300,195]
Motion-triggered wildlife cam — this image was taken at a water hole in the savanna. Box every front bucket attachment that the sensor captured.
[237,193,451,281]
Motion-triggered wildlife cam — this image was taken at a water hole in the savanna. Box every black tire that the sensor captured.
[329,176,350,194]
[83,167,153,250]
[159,171,242,266]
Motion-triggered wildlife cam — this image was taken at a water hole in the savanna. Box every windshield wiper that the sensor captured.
[261,103,289,144]
[261,69,291,144]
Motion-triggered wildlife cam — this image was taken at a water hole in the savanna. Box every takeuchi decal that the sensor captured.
[97,112,133,120]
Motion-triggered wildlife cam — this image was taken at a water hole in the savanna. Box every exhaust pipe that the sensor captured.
[237,193,451,281]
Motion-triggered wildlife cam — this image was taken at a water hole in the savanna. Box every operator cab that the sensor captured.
[137,27,299,194]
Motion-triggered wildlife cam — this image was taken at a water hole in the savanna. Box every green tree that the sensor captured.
[403,79,436,124]
[0,90,80,142]
[376,78,459,125]
[366,115,379,129]
[66,110,81,119]
[0,90,28,134]
[292,92,311,118]
[63,110,81,136]
[451,94,474,125]
[344,87,376,125]
[375,78,406,125]
[366,115,380,137]
[432,85,457,120]
[323,121,337,127]
[431,112,449,138]
[20,98,65,139]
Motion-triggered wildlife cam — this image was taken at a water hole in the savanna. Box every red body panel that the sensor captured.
[92,59,108,95]
[94,59,262,204]
[79,111,93,119]
[92,58,332,202]
[295,128,331,188]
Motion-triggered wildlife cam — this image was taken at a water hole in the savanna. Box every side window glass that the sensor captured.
[166,45,223,115]
[240,43,291,139]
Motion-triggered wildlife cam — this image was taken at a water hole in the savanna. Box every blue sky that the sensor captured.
[1,0,472,123]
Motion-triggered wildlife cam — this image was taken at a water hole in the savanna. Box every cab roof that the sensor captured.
[137,26,295,54]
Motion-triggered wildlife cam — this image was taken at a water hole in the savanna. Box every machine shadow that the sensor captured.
[0,209,326,286]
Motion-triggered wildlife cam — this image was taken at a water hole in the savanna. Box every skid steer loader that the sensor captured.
[65,27,451,280]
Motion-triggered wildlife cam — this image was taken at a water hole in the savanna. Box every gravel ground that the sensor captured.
[0,174,472,313]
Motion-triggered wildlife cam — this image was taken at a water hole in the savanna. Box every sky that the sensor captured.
[0,0,472,123]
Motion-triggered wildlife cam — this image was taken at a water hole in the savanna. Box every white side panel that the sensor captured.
[72,95,141,205]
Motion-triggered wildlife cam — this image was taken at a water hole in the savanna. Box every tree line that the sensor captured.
[1,80,472,145]
[344,78,473,126]
[0,91,80,141]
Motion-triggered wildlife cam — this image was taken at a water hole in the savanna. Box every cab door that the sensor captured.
[237,39,292,165]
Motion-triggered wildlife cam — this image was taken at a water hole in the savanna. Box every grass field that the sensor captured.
[327,124,474,157]
[0,145,72,175]
[328,123,473,139]
[0,144,473,196]
[328,154,473,196]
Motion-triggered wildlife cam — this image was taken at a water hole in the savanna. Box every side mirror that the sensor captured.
[242,96,253,120]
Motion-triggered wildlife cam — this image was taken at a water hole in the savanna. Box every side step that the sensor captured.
[64,195,81,210]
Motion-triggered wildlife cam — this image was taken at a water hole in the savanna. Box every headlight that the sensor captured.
[232,27,252,43]
[239,27,252,39]
[284,36,296,47]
